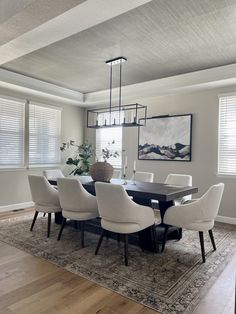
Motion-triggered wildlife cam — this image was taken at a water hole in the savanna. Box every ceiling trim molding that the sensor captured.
[85,63,236,105]
[1,63,236,107]
[0,68,84,105]
[0,0,151,65]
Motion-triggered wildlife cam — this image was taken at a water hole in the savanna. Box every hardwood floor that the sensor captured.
[0,209,235,314]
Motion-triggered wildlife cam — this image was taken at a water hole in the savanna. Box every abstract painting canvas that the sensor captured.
[138,114,192,161]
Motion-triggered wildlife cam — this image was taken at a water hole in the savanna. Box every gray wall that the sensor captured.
[0,102,85,207]
[85,86,236,219]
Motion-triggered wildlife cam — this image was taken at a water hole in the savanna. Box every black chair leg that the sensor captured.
[81,221,85,248]
[57,218,67,241]
[95,229,105,255]
[199,231,206,263]
[47,213,51,238]
[161,225,169,252]
[124,234,129,266]
[30,211,38,231]
[43,213,46,217]
[208,229,216,251]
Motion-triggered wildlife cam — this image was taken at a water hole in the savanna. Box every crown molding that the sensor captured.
[85,63,236,105]
[0,68,84,105]
[1,63,236,107]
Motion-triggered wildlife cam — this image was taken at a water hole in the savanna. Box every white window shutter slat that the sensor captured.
[96,112,123,168]
[218,95,236,175]
[29,104,61,165]
[0,97,25,167]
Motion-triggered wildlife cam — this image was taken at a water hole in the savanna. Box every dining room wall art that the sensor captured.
[138,114,192,161]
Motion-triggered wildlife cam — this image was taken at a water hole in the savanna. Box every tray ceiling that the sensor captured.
[1,0,236,93]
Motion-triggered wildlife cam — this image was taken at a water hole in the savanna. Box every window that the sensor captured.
[96,112,123,168]
[0,97,25,168]
[218,94,236,175]
[29,104,61,166]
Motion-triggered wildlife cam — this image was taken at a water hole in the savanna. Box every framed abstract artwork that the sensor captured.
[138,114,192,161]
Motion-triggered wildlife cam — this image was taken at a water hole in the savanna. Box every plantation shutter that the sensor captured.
[96,111,123,168]
[29,104,61,165]
[218,95,236,175]
[0,97,25,168]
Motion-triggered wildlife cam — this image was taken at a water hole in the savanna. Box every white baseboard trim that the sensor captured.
[216,215,236,225]
[0,201,34,213]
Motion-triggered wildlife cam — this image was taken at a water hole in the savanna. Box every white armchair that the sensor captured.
[165,173,192,204]
[152,174,192,216]
[57,178,99,248]
[95,182,156,266]
[43,169,64,189]
[162,183,224,262]
[28,175,62,237]
[43,169,64,180]
[132,171,154,183]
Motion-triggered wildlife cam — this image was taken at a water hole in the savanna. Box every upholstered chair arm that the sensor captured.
[163,199,204,227]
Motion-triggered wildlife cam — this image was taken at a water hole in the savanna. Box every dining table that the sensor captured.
[50,176,198,252]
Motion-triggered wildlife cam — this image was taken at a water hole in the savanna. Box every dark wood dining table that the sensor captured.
[50,177,198,252]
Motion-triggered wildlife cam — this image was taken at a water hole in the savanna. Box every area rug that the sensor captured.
[0,215,235,314]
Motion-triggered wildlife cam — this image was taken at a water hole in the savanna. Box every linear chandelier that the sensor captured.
[87,57,147,128]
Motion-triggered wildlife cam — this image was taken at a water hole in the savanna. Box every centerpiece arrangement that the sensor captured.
[90,140,119,182]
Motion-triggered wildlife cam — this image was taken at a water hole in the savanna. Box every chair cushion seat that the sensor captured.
[62,209,98,221]
[35,204,61,213]
[164,215,214,231]
[101,218,153,234]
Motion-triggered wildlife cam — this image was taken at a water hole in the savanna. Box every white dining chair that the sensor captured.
[112,169,121,179]
[132,171,154,183]
[95,182,156,266]
[43,169,64,185]
[28,175,62,237]
[152,174,192,211]
[57,178,99,248]
[165,174,192,204]
[162,183,224,263]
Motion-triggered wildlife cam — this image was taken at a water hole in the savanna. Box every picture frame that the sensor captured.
[138,114,192,161]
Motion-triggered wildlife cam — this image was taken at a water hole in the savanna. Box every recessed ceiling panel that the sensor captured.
[2,0,236,93]
[0,0,86,45]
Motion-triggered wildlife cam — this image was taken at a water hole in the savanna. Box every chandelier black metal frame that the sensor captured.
[87,57,147,128]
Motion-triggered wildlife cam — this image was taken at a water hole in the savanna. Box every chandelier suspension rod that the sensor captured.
[109,63,112,125]
[119,61,122,124]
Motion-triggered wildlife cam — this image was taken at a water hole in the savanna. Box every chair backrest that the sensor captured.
[43,169,64,181]
[165,174,192,202]
[133,171,154,183]
[57,178,96,212]
[165,173,192,186]
[112,169,121,179]
[28,175,60,206]
[199,183,224,220]
[95,182,143,223]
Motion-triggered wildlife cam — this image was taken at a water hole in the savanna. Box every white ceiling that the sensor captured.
[1,0,236,97]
